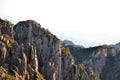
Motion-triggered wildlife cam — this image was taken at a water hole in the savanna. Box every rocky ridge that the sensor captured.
[66,44,120,80]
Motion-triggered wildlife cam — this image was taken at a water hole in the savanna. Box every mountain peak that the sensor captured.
[61,40,84,48]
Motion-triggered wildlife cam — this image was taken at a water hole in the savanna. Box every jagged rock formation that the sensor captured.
[0,19,59,80]
[14,20,61,80]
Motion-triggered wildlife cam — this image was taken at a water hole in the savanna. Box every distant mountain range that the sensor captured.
[61,40,120,49]
[61,40,84,48]
[109,42,120,49]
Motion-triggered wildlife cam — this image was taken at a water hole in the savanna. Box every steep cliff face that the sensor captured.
[82,47,108,75]
[101,48,120,80]
[13,20,61,80]
[60,46,99,80]
[67,45,120,80]
[0,19,45,80]
[83,47,119,80]
[61,46,78,80]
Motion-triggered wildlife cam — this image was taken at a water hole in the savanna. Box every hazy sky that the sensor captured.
[0,0,120,47]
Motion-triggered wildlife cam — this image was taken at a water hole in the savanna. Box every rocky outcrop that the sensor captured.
[13,20,61,80]
[0,18,14,37]
[61,46,78,80]
[0,19,58,80]
[0,21,43,79]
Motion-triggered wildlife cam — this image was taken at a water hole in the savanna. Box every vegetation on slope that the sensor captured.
[0,67,16,80]
[66,45,107,62]
[34,71,45,80]
[78,64,100,80]
[61,46,73,58]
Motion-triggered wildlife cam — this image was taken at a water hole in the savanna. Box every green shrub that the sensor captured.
[92,73,100,80]
[2,34,12,40]
[5,75,16,80]
[34,71,45,80]
[61,46,73,58]
[6,43,12,48]
[89,67,93,72]
[0,67,4,75]
[2,34,12,48]
[78,64,85,70]
[5,20,11,25]
[0,67,16,80]
[0,22,3,28]
[46,29,52,36]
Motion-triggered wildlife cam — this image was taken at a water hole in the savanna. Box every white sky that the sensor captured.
[0,0,120,47]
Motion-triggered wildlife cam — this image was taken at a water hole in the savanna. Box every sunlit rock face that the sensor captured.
[0,19,61,80]
[13,20,61,80]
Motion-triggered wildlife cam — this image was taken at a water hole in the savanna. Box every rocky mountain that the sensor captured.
[0,18,99,80]
[1,18,120,80]
[65,44,120,80]
[110,42,120,49]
